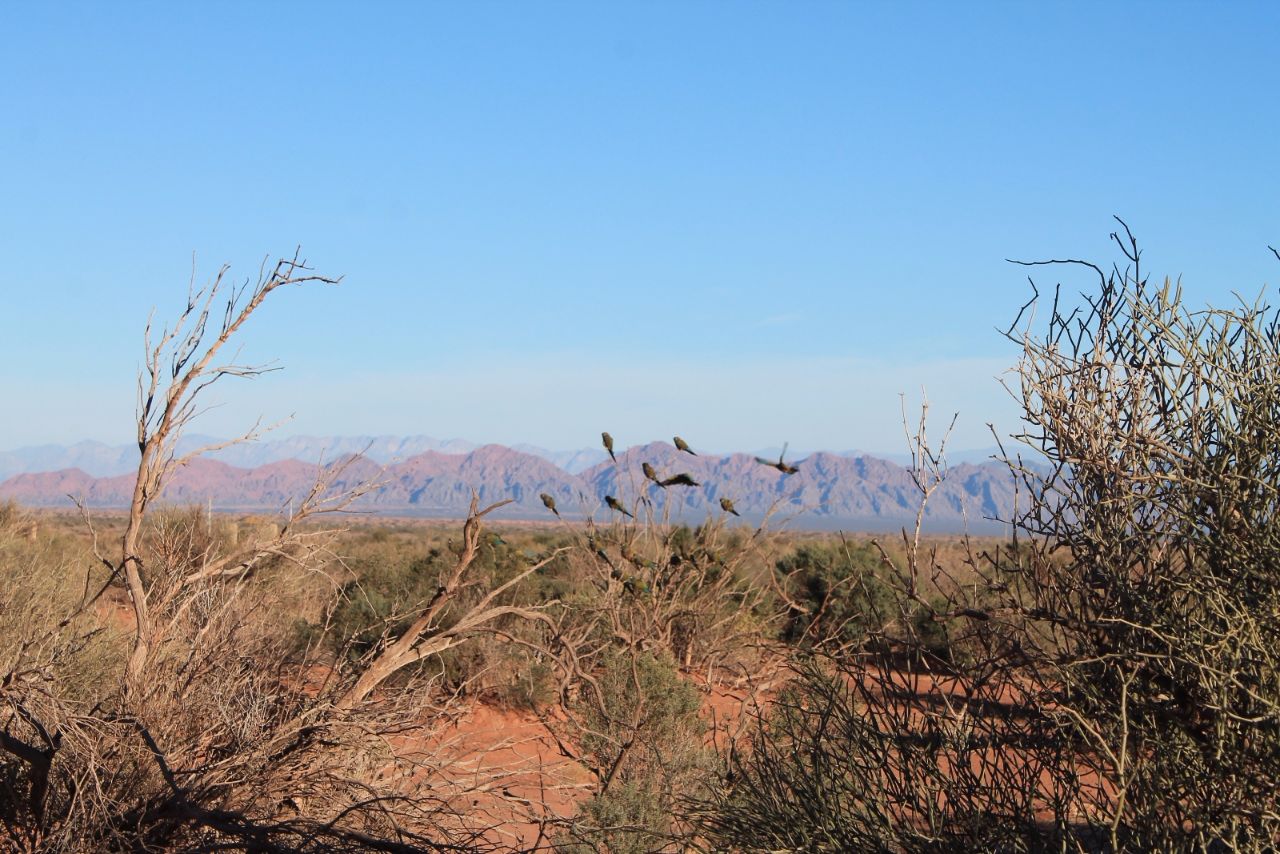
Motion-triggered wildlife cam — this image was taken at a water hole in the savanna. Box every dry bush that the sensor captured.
[687,400,1079,853]
[991,223,1280,850]
[692,223,1280,853]
[306,506,794,851]
[316,528,571,712]
[303,485,795,849]
[331,479,780,850]
[0,255,575,852]
[1,247,786,850]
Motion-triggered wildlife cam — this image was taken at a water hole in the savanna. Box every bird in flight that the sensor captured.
[605,495,634,518]
[719,497,741,516]
[661,473,700,488]
[756,442,801,475]
[602,432,616,463]
[673,436,696,455]
[540,493,559,517]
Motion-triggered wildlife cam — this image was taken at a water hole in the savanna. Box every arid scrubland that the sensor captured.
[4,228,1280,852]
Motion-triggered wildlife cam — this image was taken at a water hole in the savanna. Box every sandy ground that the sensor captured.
[385,669,783,851]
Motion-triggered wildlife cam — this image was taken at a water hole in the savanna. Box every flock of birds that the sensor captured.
[538,433,802,522]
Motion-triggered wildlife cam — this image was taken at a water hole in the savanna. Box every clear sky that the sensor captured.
[2,2,1278,455]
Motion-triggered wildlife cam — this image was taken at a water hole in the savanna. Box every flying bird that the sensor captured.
[719,497,741,516]
[604,495,634,518]
[661,473,700,488]
[673,436,697,456]
[602,432,616,463]
[756,442,801,475]
[539,493,560,517]
[642,461,662,486]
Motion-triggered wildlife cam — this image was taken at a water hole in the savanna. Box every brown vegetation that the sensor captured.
[5,226,1279,852]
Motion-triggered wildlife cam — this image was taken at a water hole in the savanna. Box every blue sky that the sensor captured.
[2,2,1277,455]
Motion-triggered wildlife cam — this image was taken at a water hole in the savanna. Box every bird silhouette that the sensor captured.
[661,473,700,488]
[719,497,741,516]
[756,442,801,475]
[604,495,634,518]
[539,493,560,517]
[642,462,664,487]
[673,436,697,456]
[602,432,616,463]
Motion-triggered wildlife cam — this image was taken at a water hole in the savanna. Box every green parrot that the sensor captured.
[621,542,652,569]
[642,462,663,486]
[539,492,560,517]
[602,431,616,463]
[605,495,634,518]
[587,534,619,574]
[719,497,741,517]
[660,473,700,488]
[673,436,697,455]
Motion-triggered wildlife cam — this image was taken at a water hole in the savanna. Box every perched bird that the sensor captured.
[605,495,634,518]
[661,473,700,488]
[602,432,617,463]
[673,436,697,456]
[587,533,619,574]
[623,575,651,595]
[642,462,663,487]
[719,497,741,517]
[620,542,655,571]
[539,492,560,517]
[756,442,801,475]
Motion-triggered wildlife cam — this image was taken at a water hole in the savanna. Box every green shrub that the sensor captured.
[558,650,708,852]
[774,542,896,647]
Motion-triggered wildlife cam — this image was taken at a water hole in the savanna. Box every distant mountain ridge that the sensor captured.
[0,439,1016,533]
[0,435,999,481]
[0,435,606,480]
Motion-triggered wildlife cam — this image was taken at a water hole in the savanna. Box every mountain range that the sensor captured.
[0,437,1015,533]
[0,435,596,479]
[0,434,1001,481]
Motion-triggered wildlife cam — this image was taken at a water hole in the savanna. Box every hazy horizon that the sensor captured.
[0,429,1003,464]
